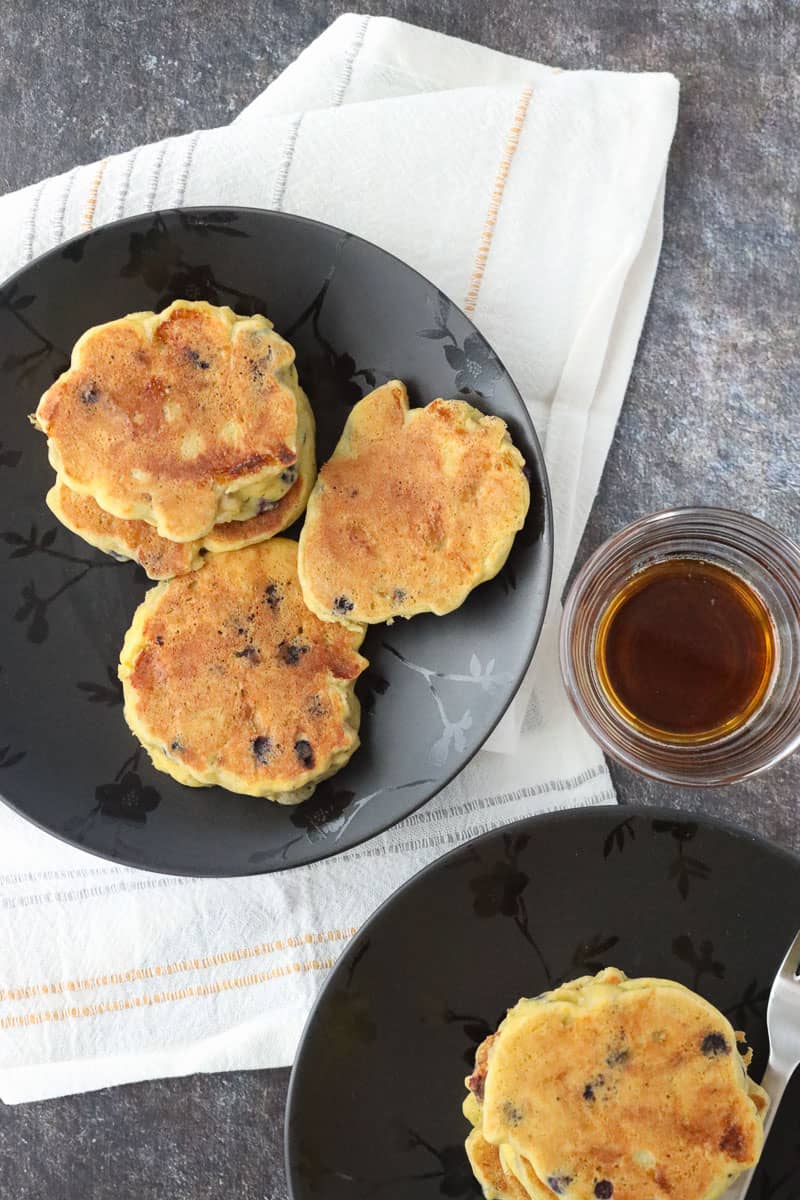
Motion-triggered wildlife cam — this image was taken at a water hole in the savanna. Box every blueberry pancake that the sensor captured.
[465,968,768,1200]
[32,300,305,542]
[297,381,529,627]
[46,393,316,580]
[118,538,367,803]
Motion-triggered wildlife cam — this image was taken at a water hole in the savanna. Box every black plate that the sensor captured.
[286,805,800,1198]
[0,207,551,875]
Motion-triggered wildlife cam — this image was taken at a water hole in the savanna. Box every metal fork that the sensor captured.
[726,929,800,1199]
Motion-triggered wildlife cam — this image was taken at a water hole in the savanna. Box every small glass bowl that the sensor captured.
[559,508,800,786]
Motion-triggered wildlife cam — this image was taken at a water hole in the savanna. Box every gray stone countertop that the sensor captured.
[0,1,797,1196]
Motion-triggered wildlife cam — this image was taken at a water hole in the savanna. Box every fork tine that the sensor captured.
[778,928,800,981]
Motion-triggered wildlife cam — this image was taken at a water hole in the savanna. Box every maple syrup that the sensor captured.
[595,559,775,744]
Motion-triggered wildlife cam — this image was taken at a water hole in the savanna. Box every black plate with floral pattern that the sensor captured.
[285,805,800,1199]
[0,207,551,875]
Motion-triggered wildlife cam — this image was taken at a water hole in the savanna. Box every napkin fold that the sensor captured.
[0,14,678,1103]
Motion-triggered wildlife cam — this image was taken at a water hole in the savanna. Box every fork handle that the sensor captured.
[721,1060,791,1200]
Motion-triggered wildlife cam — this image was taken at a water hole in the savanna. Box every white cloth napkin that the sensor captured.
[0,15,678,1103]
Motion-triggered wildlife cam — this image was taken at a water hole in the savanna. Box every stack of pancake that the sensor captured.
[463,968,768,1200]
[32,303,530,803]
[34,300,316,579]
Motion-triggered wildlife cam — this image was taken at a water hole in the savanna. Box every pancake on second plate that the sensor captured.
[46,395,316,579]
[466,1130,531,1200]
[465,968,768,1200]
[32,300,305,542]
[119,538,367,803]
[464,1086,538,1200]
[297,380,529,627]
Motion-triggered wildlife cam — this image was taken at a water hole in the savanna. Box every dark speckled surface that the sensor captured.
[0,1,797,1197]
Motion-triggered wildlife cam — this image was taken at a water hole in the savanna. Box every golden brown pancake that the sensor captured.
[466,1130,531,1200]
[46,395,316,580]
[32,300,305,542]
[465,969,768,1200]
[119,539,367,802]
[297,381,530,627]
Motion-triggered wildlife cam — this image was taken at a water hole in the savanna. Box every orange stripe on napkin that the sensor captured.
[80,157,109,231]
[0,926,357,1003]
[463,85,533,315]
[0,957,336,1030]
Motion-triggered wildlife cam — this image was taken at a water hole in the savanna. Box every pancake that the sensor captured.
[297,380,529,627]
[465,968,768,1200]
[32,300,305,542]
[465,1086,539,1200]
[119,538,367,802]
[466,1131,531,1200]
[46,394,316,580]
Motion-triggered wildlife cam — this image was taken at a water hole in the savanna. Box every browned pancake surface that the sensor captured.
[119,539,367,800]
[477,970,766,1200]
[298,381,529,625]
